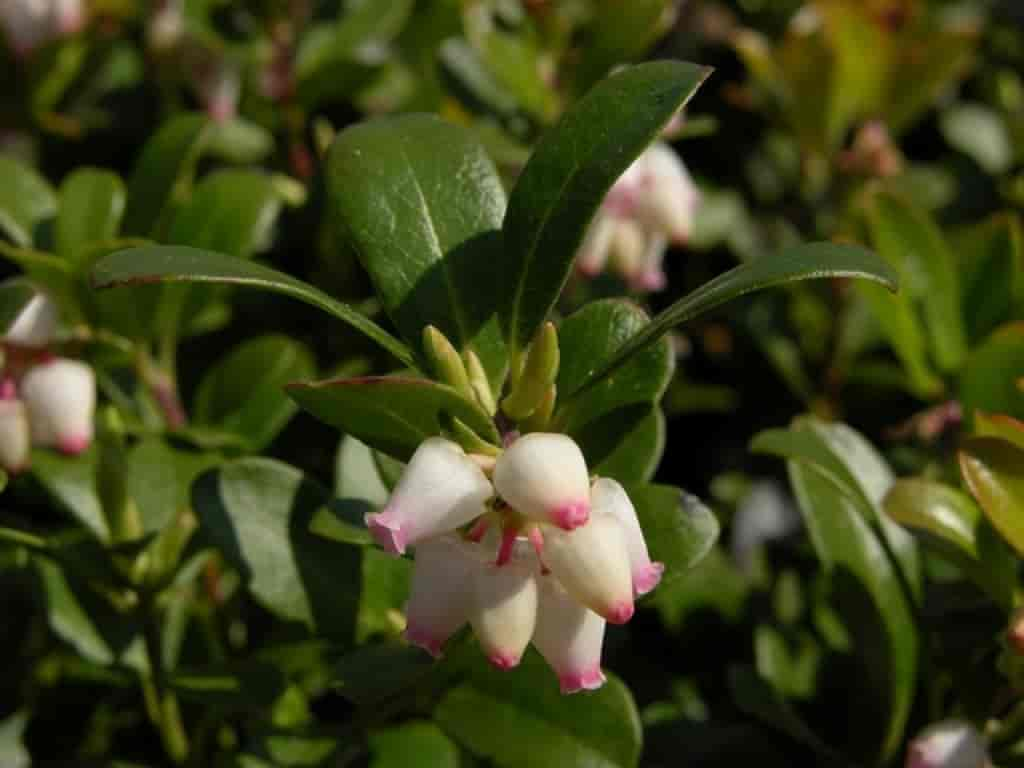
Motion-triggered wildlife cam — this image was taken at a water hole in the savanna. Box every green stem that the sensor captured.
[0,525,48,551]
[142,604,189,764]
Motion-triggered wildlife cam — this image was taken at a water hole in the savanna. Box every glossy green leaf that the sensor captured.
[959,437,1024,557]
[624,484,720,587]
[0,278,40,332]
[326,114,507,386]
[502,60,710,352]
[193,335,315,451]
[574,242,897,396]
[335,435,389,505]
[204,118,275,164]
[954,214,1022,344]
[54,168,125,265]
[436,650,642,768]
[287,376,499,462]
[0,154,57,247]
[331,642,438,707]
[30,448,108,542]
[125,438,219,534]
[91,245,414,367]
[122,114,210,237]
[884,478,1016,607]
[940,103,1013,174]
[590,406,665,485]
[959,323,1024,425]
[369,722,458,768]
[865,190,966,372]
[192,458,361,639]
[974,411,1024,450]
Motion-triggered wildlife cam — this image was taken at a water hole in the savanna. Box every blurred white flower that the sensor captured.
[1,0,83,57]
[4,293,58,349]
[0,385,30,473]
[906,720,990,768]
[21,357,95,455]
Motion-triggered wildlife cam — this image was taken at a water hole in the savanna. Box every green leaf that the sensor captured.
[883,478,1016,607]
[571,0,673,93]
[590,406,665,485]
[0,278,40,332]
[940,103,1013,174]
[959,323,1024,426]
[287,375,499,462]
[959,437,1024,557]
[502,60,710,352]
[974,411,1024,450]
[0,154,57,247]
[573,242,897,396]
[335,435,389,505]
[55,168,125,265]
[171,661,288,714]
[332,641,438,707]
[122,114,210,237]
[865,190,967,372]
[954,214,1022,344]
[193,335,315,451]
[204,118,275,164]
[193,459,361,640]
[435,650,642,768]
[326,114,508,387]
[30,448,108,542]
[785,460,917,762]
[90,245,414,367]
[125,438,219,534]
[369,722,458,768]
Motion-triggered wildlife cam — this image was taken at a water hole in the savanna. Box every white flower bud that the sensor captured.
[906,720,990,768]
[4,294,58,349]
[493,433,591,530]
[533,573,606,694]
[607,218,647,280]
[591,477,663,596]
[21,358,94,455]
[404,534,482,658]
[0,398,30,473]
[365,438,492,556]
[469,559,538,670]
[542,513,634,624]
[632,142,699,245]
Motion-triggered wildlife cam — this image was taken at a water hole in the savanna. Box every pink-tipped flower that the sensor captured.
[404,534,482,658]
[4,293,58,349]
[21,358,94,455]
[0,397,30,474]
[493,433,591,530]
[365,438,492,556]
[630,143,699,245]
[542,514,634,624]
[591,477,663,596]
[533,573,607,694]
[470,558,538,670]
[906,720,990,768]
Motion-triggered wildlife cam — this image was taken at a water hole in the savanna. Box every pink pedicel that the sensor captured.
[0,379,15,400]
[488,652,521,671]
[405,627,445,659]
[633,562,665,596]
[551,500,589,530]
[559,666,607,694]
[607,600,635,625]
[365,512,407,556]
[58,434,90,456]
[495,525,518,566]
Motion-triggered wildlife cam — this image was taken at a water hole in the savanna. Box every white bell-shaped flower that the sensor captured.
[576,213,616,277]
[21,358,94,455]
[906,720,990,768]
[4,294,58,349]
[0,397,30,473]
[542,513,634,624]
[365,438,492,556]
[591,477,663,596]
[533,573,607,694]
[469,558,538,670]
[404,534,482,658]
[493,433,591,530]
[631,142,699,245]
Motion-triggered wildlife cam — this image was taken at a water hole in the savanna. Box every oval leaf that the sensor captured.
[959,437,1024,556]
[55,168,125,265]
[0,155,57,248]
[960,323,1024,426]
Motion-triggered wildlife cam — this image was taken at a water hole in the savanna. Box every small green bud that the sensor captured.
[463,348,497,415]
[423,326,474,399]
[521,384,556,433]
[501,322,560,421]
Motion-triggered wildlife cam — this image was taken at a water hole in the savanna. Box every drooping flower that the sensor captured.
[21,357,95,455]
[532,573,607,693]
[906,720,990,768]
[404,534,481,658]
[493,433,591,530]
[470,556,538,670]
[365,437,492,555]
[591,477,664,596]
[4,293,58,349]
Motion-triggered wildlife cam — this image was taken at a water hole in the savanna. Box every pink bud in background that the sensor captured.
[533,573,607,694]
[470,558,538,670]
[0,394,30,474]
[591,477,663,596]
[404,534,481,658]
[365,438,492,556]
[631,143,699,245]
[542,514,634,624]
[21,358,94,455]
[906,720,990,768]
[493,433,591,530]
[4,293,58,349]
[200,63,240,123]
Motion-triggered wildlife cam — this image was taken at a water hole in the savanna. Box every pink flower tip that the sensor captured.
[488,652,521,671]
[0,380,15,400]
[58,435,90,455]
[405,626,444,659]
[559,666,606,694]
[607,600,634,625]
[906,744,928,768]
[365,512,407,556]
[551,500,590,530]
[634,562,665,596]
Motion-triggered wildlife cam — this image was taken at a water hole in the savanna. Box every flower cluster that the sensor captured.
[0,294,95,474]
[365,432,663,694]
[576,141,699,292]
[0,0,82,58]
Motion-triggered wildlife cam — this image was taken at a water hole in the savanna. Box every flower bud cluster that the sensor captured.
[365,433,663,694]
[1,0,83,58]
[576,141,699,293]
[0,294,96,473]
